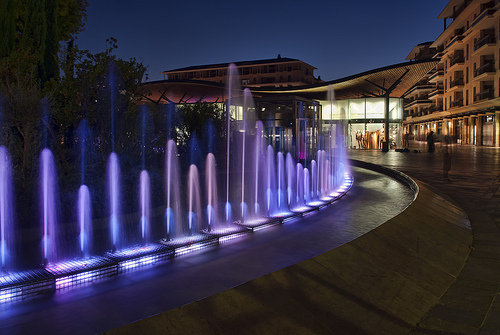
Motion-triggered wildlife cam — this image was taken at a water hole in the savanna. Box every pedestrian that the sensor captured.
[426,131,435,153]
[403,132,410,148]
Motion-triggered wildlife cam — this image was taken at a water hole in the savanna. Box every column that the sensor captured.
[494,111,500,147]
[477,115,483,146]
[463,117,469,144]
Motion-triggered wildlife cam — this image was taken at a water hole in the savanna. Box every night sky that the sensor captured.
[76,0,450,82]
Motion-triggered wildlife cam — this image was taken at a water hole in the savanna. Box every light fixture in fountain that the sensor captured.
[45,257,117,290]
[105,244,173,273]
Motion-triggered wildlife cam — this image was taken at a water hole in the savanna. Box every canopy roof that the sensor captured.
[142,59,439,104]
[251,59,439,100]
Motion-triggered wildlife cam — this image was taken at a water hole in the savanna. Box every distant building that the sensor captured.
[162,55,323,88]
[404,0,500,147]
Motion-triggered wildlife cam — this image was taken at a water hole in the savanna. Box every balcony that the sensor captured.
[474,35,496,52]
[474,89,494,102]
[406,84,435,96]
[404,98,432,109]
[450,99,464,108]
[429,105,443,113]
[428,88,444,99]
[473,63,495,80]
[471,8,496,29]
[449,78,464,90]
[445,35,464,51]
[428,70,444,83]
[450,55,464,67]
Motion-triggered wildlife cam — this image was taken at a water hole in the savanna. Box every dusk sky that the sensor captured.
[76,1,450,82]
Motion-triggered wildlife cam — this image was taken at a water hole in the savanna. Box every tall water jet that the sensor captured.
[304,167,311,204]
[276,152,286,211]
[265,145,277,216]
[165,140,181,240]
[77,120,92,186]
[78,185,91,258]
[286,153,295,207]
[239,89,250,221]
[140,170,150,244]
[187,164,201,234]
[296,163,304,207]
[310,160,317,200]
[108,61,117,152]
[108,152,120,252]
[253,122,264,216]
[0,147,14,272]
[205,153,218,231]
[41,148,58,265]
[224,63,240,222]
[140,106,147,170]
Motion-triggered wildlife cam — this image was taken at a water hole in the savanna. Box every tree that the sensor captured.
[177,101,227,162]
[0,0,89,182]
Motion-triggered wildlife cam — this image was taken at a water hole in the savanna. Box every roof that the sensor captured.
[142,59,439,104]
[405,42,434,60]
[163,56,314,73]
[250,59,440,100]
[437,0,465,19]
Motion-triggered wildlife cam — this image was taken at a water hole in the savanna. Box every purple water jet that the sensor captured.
[205,153,218,231]
[165,140,181,240]
[78,185,91,258]
[140,170,150,244]
[187,164,201,234]
[0,147,14,272]
[108,152,120,251]
[41,148,58,265]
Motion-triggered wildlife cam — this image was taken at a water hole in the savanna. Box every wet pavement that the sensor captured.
[0,167,414,335]
[349,142,500,334]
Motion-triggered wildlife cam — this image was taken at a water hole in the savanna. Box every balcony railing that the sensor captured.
[429,89,444,98]
[474,89,493,102]
[429,70,444,81]
[474,35,496,51]
[450,78,464,88]
[450,55,464,67]
[451,99,464,108]
[430,105,443,113]
[471,8,496,28]
[474,63,495,77]
[446,35,464,50]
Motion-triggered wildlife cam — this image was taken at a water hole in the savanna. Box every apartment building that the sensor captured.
[161,56,323,88]
[404,0,500,147]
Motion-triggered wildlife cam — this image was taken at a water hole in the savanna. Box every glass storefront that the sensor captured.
[320,97,403,149]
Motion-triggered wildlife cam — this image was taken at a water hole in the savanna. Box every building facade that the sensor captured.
[162,56,323,88]
[404,0,500,147]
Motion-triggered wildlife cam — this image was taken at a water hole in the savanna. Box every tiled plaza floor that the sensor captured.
[350,142,500,334]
